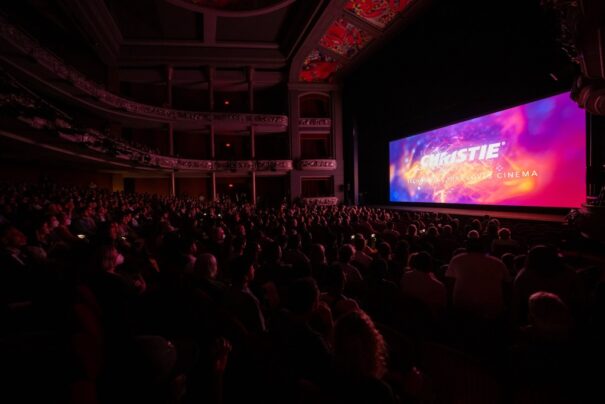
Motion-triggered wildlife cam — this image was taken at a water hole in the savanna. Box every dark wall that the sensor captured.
[343,0,577,205]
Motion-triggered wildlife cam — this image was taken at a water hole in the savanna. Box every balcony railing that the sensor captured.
[0,16,288,129]
[298,159,337,170]
[302,197,339,206]
[298,118,331,130]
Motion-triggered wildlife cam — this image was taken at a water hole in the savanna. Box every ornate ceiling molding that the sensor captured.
[291,0,421,83]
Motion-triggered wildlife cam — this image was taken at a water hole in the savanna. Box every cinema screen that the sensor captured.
[389,93,586,208]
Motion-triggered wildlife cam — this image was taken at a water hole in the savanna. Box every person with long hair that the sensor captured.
[330,310,395,404]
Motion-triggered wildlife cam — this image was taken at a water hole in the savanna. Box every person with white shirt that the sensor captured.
[445,235,511,319]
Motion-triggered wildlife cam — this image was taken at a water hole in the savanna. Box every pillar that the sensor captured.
[247,66,254,113]
[208,66,215,111]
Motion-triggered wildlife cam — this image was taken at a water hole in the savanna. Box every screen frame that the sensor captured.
[387,91,588,212]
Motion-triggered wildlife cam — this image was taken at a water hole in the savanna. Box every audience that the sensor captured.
[0,179,601,403]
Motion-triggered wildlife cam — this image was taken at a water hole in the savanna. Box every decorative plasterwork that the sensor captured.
[2,70,294,173]
[298,118,332,128]
[299,49,342,83]
[299,159,337,170]
[345,0,410,29]
[255,160,293,171]
[319,17,372,58]
[296,0,414,82]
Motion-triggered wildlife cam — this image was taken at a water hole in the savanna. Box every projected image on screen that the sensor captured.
[389,93,585,208]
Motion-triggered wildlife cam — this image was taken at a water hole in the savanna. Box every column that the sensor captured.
[212,173,217,202]
[352,119,359,205]
[211,124,217,201]
[166,65,176,196]
[252,172,257,205]
[331,90,345,203]
[250,125,255,160]
[171,173,176,197]
[251,124,256,205]
[208,66,215,111]
[288,89,302,202]
[247,66,254,113]
[165,65,173,106]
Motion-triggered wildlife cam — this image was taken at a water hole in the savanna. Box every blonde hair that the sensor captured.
[334,310,388,379]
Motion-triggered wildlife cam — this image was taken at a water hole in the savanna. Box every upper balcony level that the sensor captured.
[0,16,296,132]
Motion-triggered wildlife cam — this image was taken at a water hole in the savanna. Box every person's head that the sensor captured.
[466,230,483,253]
[467,229,480,240]
[486,219,500,236]
[236,224,246,237]
[264,241,282,263]
[310,243,326,265]
[376,241,391,260]
[194,253,218,280]
[338,244,355,264]
[48,215,60,229]
[409,251,432,273]
[526,245,560,276]
[286,277,319,317]
[471,218,482,232]
[353,234,366,252]
[0,225,27,248]
[427,226,439,238]
[407,224,418,237]
[213,226,226,242]
[96,245,122,273]
[232,235,246,253]
[498,227,511,240]
[441,224,453,237]
[334,310,387,380]
[57,212,71,227]
[527,291,572,339]
[230,255,254,285]
[33,218,50,240]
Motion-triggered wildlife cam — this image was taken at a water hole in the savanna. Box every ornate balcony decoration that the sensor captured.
[299,159,337,170]
[255,160,293,171]
[2,69,294,174]
[298,118,332,129]
[214,160,255,171]
[303,197,339,206]
[0,17,288,129]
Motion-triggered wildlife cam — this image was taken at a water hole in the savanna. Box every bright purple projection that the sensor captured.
[389,93,586,208]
